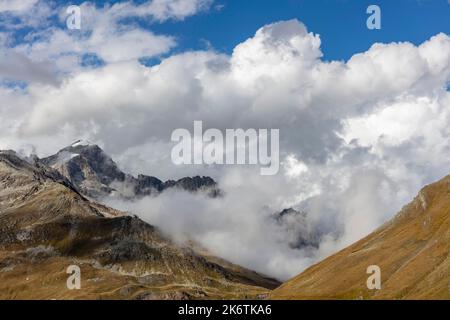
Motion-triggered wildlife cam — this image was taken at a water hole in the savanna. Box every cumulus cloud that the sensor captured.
[0,0,38,12]
[1,18,450,279]
[0,50,58,85]
[0,0,213,81]
[124,0,213,22]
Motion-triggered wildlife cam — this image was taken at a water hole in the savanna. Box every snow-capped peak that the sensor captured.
[71,139,95,147]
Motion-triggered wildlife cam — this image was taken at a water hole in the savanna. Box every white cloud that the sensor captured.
[104,166,318,280]
[136,0,213,21]
[0,0,213,80]
[15,25,175,67]
[0,50,58,84]
[0,0,38,12]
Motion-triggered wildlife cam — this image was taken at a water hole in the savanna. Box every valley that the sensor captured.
[1,142,449,300]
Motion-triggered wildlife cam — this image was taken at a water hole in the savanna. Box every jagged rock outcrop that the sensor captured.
[273,208,322,249]
[41,140,221,199]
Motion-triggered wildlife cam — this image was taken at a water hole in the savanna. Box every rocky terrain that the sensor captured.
[0,150,278,299]
[273,208,322,250]
[41,140,220,199]
[271,175,450,300]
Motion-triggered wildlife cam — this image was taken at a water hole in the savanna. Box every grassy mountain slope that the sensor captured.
[271,175,450,300]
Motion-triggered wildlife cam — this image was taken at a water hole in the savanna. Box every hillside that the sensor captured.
[0,150,278,299]
[271,174,450,300]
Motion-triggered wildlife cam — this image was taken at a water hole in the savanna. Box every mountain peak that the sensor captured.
[62,140,103,155]
[70,139,96,148]
[40,144,220,199]
[40,142,125,198]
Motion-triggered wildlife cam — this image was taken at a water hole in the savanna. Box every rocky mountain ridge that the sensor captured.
[40,140,220,199]
[0,149,278,299]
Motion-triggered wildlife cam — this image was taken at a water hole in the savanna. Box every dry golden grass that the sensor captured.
[0,249,272,300]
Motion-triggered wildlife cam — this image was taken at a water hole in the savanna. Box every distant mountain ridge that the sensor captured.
[40,140,220,199]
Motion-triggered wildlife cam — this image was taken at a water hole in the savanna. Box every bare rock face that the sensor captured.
[41,141,221,199]
[134,175,165,195]
[273,208,322,250]
[162,176,221,197]
[0,150,279,299]
[40,142,126,198]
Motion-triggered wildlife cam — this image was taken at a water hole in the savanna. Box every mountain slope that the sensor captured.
[41,141,220,199]
[271,175,450,300]
[0,150,279,299]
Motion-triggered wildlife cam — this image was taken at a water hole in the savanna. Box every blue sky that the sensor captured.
[145,0,450,61]
[1,0,449,65]
[5,1,447,56]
